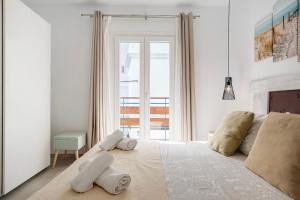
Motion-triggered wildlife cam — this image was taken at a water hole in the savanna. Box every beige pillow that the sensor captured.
[239,115,266,155]
[245,112,300,200]
[209,111,254,156]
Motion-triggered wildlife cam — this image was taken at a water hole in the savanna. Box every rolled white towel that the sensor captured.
[99,129,124,151]
[79,161,131,195]
[97,167,131,194]
[116,137,137,151]
[70,152,113,193]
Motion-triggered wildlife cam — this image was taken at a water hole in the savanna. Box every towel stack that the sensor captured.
[70,130,137,195]
[99,129,138,151]
[70,152,131,194]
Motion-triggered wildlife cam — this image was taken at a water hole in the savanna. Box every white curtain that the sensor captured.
[88,12,114,148]
[170,13,197,142]
[170,17,183,141]
[102,16,114,137]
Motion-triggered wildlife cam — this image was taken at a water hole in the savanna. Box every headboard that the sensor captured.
[268,90,300,114]
[251,74,300,115]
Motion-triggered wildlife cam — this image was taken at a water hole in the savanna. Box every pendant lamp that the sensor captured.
[222,0,235,100]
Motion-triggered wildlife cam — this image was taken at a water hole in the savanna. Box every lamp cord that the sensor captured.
[228,0,230,77]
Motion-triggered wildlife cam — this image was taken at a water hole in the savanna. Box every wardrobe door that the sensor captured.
[3,0,50,193]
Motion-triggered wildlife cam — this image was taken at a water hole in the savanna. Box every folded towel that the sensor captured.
[99,129,124,151]
[117,137,137,151]
[79,160,131,195]
[70,152,113,193]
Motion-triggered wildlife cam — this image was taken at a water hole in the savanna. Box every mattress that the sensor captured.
[28,141,291,200]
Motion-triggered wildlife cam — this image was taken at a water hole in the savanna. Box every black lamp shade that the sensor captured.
[222,77,235,100]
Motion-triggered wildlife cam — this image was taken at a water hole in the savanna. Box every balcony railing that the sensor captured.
[120,97,169,139]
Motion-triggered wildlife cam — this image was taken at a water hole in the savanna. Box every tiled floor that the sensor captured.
[0,155,75,200]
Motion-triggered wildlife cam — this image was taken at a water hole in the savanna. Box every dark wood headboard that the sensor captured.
[268,90,300,114]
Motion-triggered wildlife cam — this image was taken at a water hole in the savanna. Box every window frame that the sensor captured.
[114,34,175,140]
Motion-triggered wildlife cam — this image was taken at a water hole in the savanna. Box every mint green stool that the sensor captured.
[52,131,87,168]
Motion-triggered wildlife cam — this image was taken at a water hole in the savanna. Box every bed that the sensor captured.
[28,74,300,200]
[28,141,292,200]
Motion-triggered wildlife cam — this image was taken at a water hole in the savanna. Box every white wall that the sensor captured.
[22,2,242,141]
[23,0,300,142]
[230,0,300,112]
[4,0,51,193]
[195,7,231,139]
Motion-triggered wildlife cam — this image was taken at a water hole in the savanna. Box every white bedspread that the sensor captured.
[160,142,291,200]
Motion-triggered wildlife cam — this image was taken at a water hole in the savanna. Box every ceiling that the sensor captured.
[22,0,228,7]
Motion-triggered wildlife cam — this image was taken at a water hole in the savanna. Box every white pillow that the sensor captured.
[239,114,266,155]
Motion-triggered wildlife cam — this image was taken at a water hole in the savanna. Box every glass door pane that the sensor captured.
[149,42,170,140]
[119,42,141,138]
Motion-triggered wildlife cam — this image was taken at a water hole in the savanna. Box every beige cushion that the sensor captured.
[209,111,254,156]
[239,115,266,155]
[245,112,300,200]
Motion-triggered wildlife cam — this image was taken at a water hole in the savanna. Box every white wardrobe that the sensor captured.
[0,0,51,195]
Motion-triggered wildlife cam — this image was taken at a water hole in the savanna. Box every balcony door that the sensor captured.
[116,36,174,140]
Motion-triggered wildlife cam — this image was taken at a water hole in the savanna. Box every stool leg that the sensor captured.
[52,151,59,168]
[64,150,67,160]
[75,150,79,160]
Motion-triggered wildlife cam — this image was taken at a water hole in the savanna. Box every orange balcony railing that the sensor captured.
[120,97,169,130]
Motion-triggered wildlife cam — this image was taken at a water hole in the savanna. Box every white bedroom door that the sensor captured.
[116,36,174,140]
[145,38,174,140]
[116,37,145,139]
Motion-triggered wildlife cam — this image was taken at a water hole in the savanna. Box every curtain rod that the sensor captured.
[81,13,200,19]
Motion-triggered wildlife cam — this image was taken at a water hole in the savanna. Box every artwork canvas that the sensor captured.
[255,14,273,62]
[273,0,298,62]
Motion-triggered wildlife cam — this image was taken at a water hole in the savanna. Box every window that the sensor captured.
[115,36,174,140]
